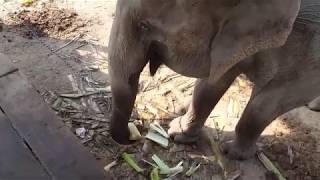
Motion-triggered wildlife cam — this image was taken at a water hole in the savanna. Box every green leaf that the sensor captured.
[146,131,169,148]
[122,153,144,173]
[150,168,160,180]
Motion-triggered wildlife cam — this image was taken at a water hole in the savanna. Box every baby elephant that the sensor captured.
[108,0,320,160]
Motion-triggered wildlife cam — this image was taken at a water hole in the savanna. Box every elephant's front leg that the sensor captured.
[168,69,239,143]
[109,71,141,144]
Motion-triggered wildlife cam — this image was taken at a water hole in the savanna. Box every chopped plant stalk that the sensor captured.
[22,0,34,6]
[150,168,160,180]
[188,154,216,162]
[122,153,144,173]
[207,136,241,179]
[67,74,79,92]
[160,161,184,175]
[225,170,241,180]
[176,161,183,167]
[142,159,158,168]
[166,168,184,179]
[185,162,201,177]
[160,166,182,175]
[152,154,170,170]
[207,156,216,162]
[104,161,118,172]
[128,122,142,140]
[151,155,184,176]
[150,122,169,138]
[257,152,286,180]
[146,131,169,148]
[213,120,225,141]
[206,132,227,172]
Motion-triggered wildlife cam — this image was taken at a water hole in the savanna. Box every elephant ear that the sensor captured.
[209,0,301,84]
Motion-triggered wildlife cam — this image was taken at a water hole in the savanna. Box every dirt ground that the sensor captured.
[0,1,319,179]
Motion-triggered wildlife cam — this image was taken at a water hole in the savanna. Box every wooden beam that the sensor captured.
[0,110,51,179]
[0,71,106,180]
[0,54,18,77]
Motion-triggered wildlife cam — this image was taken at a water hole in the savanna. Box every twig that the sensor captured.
[206,131,227,172]
[287,145,294,164]
[161,74,180,83]
[85,87,111,93]
[178,80,195,91]
[49,34,83,55]
[69,115,108,122]
[257,152,286,180]
[146,102,179,119]
[59,91,100,98]
[63,98,83,110]
[185,162,201,177]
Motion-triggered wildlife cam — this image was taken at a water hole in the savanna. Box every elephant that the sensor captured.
[107,0,320,160]
[308,96,320,111]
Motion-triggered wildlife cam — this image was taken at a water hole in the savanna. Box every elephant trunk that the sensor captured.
[107,4,148,144]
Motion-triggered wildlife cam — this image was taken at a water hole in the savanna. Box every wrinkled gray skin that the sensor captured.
[308,96,320,111]
[108,0,320,160]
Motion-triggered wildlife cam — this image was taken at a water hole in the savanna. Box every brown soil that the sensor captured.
[6,7,87,38]
[261,119,320,180]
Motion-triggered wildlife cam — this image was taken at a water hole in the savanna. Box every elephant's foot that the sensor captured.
[308,97,320,112]
[110,125,132,145]
[222,140,257,160]
[168,116,202,144]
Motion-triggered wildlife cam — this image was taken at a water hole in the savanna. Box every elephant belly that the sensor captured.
[162,54,211,78]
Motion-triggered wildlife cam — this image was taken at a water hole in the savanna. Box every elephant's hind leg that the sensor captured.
[224,76,320,160]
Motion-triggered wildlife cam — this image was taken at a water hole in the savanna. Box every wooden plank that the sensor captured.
[0,110,51,180]
[0,53,18,77]
[0,72,107,180]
